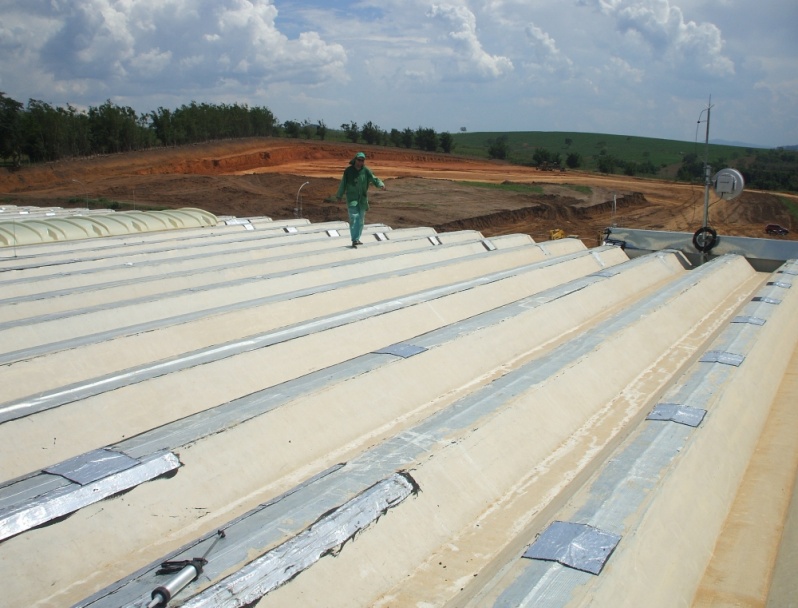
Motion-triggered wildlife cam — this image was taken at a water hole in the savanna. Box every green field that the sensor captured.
[450,130,753,174]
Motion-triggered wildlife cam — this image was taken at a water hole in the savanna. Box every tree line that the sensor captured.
[0,93,281,165]
[0,92,455,167]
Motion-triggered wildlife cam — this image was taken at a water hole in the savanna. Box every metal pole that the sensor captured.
[295,181,310,219]
[72,179,89,209]
[702,96,712,229]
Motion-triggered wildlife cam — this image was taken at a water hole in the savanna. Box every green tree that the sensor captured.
[88,100,141,153]
[401,128,414,148]
[566,152,581,169]
[250,106,277,136]
[677,152,704,181]
[531,147,562,168]
[439,131,454,153]
[283,120,301,138]
[596,153,618,174]
[341,121,359,143]
[316,119,327,140]
[361,121,380,145]
[0,92,24,166]
[22,99,63,162]
[488,136,509,160]
[389,128,403,147]
[414,127,438,152]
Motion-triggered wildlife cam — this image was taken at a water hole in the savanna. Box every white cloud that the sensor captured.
[0,0,794,147]
[580,0,734,76]
[608,56,644,83]
[523,22,573,74]
[19,0,347,98]
[427,3,513,78]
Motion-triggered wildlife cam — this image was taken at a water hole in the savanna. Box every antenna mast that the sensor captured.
[702,95,713,229]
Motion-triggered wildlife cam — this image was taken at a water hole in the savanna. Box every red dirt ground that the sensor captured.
[2,138,796,247]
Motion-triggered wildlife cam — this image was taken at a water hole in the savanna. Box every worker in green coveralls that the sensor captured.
[335,152,386,248]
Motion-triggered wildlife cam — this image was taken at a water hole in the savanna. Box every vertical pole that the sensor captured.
[295,181,310,219]
[702,96,712,229]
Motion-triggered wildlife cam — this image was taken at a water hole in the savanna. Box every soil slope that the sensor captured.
[2,138,795,247]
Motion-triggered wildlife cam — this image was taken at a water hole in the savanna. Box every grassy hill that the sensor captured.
[450,130,753,174]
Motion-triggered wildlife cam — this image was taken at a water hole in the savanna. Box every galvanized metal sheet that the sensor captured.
[646,403,707,427]
[326,229,340,237]
[179,473,415,608]
[731,315,766,326]
[767,280,791,289]
[602,227,798,272]
[752,296,781,305]
[0,452,180,542]
[523,521,621,575]
[481,239,497,251]
[428,235,442,246]
[374,232,388,241]
[699,350,745,366]
[44,448,139,485]
[373,343,428,358]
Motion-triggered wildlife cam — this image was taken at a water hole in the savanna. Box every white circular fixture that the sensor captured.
[712,168,745,201]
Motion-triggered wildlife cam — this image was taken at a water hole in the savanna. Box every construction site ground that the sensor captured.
[2,138,796,248]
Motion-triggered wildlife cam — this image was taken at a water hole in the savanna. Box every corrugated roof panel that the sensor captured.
[0,208,219,248]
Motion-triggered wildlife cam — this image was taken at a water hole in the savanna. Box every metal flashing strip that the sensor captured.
[646,403,707,427]
[482,239,497,251]
[374,232,389,241]
[731,315,766,326]
[326,229,340,237]
[700,350,745,366]
[767,280,792,288]
[179,473,416,608]
[283,226,299,233]
[428,235,442,246]
[373,343,428,358]
[44,448,139,485]
[752,296,781,305]
[590,250,609,267]
[0,246,595,422]
[523,521,621,575]
[0,451,179,542]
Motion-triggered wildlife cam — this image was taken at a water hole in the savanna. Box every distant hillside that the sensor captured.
[450,131,755,173]
[449,131,797,192]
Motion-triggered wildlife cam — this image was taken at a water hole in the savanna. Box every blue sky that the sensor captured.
[1,0,795,147]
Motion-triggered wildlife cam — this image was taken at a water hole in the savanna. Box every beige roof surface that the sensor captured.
[0,208,796,608]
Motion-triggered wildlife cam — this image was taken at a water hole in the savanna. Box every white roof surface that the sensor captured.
[1,210,796,607]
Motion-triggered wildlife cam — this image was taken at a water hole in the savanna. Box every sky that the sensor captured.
[1,0,796,148]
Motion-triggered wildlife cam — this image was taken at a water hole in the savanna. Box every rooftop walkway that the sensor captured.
[0,211,796,607]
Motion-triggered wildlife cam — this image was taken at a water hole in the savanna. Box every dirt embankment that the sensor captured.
[1,137,795,246]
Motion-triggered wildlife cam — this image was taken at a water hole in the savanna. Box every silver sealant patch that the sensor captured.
[523,521,621,575]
